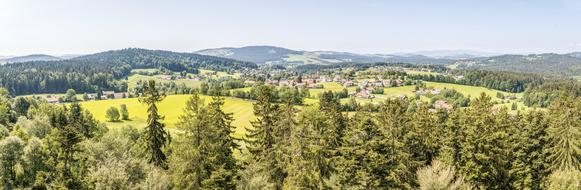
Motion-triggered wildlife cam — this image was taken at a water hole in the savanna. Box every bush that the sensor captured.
[120,104,129,120]
[106,107,120,122]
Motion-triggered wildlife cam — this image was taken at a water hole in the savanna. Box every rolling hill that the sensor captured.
[196,46,455,65]
[0,48,256,95]
[454,53,581,76]
[0,54,62,64]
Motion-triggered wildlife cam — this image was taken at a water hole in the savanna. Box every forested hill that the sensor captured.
[0,54,62,64]
[454,53,581,76]
[0,48,256,95]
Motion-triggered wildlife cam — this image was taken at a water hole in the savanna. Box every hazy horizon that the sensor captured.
[1,0,581,55]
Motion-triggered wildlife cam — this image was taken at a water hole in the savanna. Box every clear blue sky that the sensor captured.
[1,0,580,55]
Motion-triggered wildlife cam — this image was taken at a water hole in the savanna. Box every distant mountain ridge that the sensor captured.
[196,45,456,65]
[0,54,62,64]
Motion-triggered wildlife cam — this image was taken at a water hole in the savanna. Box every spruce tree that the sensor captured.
[510,110,550,189]
[318,91,346,149]
[204,95,238,189]
[284,107,329,189]
[376,99,415,189]
[170,93,209,189]
[139,80,170,169]
[546,94,580,171]
[456,93,512,189]
[336,106,388,189]
[245,85,279,156]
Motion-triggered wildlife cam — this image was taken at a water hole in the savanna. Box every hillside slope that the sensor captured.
[0,48,256,95]
[0,54,62,64]
[455,53,581,76]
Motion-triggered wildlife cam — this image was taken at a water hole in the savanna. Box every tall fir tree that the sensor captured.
[139,80,170,169]
[376,99,416,189]
[170,93,209,189]
[204,95,239,189]
[456,93,512,189]
[284,107,329,189]
[245,85,279,156]
[510,110,550,189]
[545,94,581,171]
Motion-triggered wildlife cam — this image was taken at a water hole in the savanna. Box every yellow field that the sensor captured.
[424,82,521,100]
[80,95,255,138]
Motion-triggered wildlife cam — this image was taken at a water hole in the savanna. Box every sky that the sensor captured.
[1,0,581,55]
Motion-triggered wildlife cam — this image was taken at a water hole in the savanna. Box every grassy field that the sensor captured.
[308,82,352,97]
[404,69,440,76]
[199,69,240,79]
[80,95,255,138]
[424,82,521,100]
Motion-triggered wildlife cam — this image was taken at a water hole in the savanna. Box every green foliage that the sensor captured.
[119,104,129,120]
[547,170,581,190]
[0,136,24,188]
[454,93,513,188]
[105,106,120,122]
[139,80,170,169]
[546,95,581,171]
[64,89,77,102]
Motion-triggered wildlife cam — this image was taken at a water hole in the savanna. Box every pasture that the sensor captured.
[80,95,255,138]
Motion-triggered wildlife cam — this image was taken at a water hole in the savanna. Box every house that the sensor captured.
[304,79,315,85]
[279,80,293,87]
[382,80,391,86]
[112,92,129,99]
[159,75,172,80]
[355,89,373,98]
[374,81,384,87]
[45,95,60,104]
[102,91,115,97]
[87,93,97,100]
[343,81,354,87]
[430,89,441,95]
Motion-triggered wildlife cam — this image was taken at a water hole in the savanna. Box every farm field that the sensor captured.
[199,69,240,78]
[80,95,255,138]
[403,69,440,75]
[423,82,521,100]
[308,82,354,97]
[127,74,203,90]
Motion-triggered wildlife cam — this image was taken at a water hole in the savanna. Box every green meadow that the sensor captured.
[80,95,255,138]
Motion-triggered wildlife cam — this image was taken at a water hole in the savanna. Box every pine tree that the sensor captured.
[170,93,209,189]
[510,110,550,189]
[245,85,279,156]
[203,95,238,189]
[318,91,346,149]
[407,105,441,166]
[376,98,415,189]
[336,107,386,189]
[284,107,329,189]
[456,93,512,189]
[546,94,581,171]
[139,80,170,169]
[47,103,92,189]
